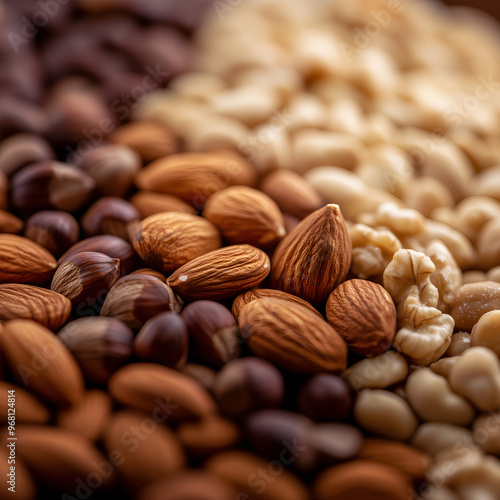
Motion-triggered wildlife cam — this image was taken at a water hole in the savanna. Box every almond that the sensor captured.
[0,381,50,424]
[130,191,196,218]
[239,298,347,373]
[1,319,85,406]
[51,251,120,305]
[130,212,221,273]
[326,279,397,356]
[104,410,185,492]
[0,209,23,233]
[108,362,217,422]
[232,288,322,319]
[271,204,351,306]
[313,460,411,500]
[168,244,270,301]
[0,234,57,284]
[0,284,71,331]
[135,150,257,208]
[202,186,285,248]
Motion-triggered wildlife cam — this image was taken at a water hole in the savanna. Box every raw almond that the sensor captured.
[202,186,285,248]
[0,284,71,331]
[271,204,351,306]
[0,209,23,233]
[108,362,217,422]
[1,319,85,406]
[135,150,257,208]
[130,212,221,273]
[168,244,270,301]
[130,191,196,217]
[0,234,57,284]
[239,298,347,373]
[326,279,397,356]
[0,381,50,424]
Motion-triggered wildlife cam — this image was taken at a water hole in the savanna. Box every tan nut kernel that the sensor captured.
[471,310,500,358]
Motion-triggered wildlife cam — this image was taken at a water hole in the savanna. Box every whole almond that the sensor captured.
[104,410,185,492]
[0,381,50,424]
[0,234,57,284]
[130,191,196,218]
[1,319,85,406]
[51,251,120,305]
[313,460,411,500]
[0,284,71,331]
[326,279,397,356]
[135,150,257,208]
[108,362,217,422]
[232,288,322,319]
[271,204,351,306]
[0,209,23,233]
[168,244,270,301]
[202,186,285,248]
[130,212,221,273]
[239,298,347,373]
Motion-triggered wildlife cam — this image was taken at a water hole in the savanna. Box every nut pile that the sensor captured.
[2,0,500,499]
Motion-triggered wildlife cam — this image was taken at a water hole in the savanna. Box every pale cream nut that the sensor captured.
[471,310,500,358]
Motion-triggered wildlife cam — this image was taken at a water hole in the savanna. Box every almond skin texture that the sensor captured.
[0,284,71,331]
[239,298,347,373]
[130,212,221,273]
[313,460,411,500]
[135,150,257,208]
[1,320,85,406]
[0,234,57,284]
[108,363,217,422]
[168,244,270,301]
[271,204,351,306]
[326,279,397,356]
[51,251,120,305]
[130,191,196,218]
[232,288,322,319]
[202,186,285,248]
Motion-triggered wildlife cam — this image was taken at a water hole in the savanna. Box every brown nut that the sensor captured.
[51,251,120,306]
[0,209,23,234]
[11,161,95,213]
[181,300,239,366]
[0,381,50,424]
[101,274,182,330]
[58,316,134,384]
[134,312,189,369]
[130,212,221,273]
[213,357,285,419]
[326,279,397,356]
[59,234,136,276]
[128,268,167,281]
[130,191,196,218]
[81,196,140,241]
[25,210,79,257]
[0,171,7,210]
[182,363,218,392]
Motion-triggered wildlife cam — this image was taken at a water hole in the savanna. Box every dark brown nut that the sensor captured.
[59,235,136,276]
[25,211,79,257]
[0,133,55,177]
[0,96,47,138]
[232,288,322,320]
[244,409,317,473]
[260,169,324,220]
[134,312,189,369]
[81,196,140,241]
[104,410,185,492]
[51,251,120,306]
[101,274,183,330]
[206,450,310,500]
[57,390,112,442]
[297,374,352,422]
[58,316,134,384]
[137,471,239,500]
[181,301,239,366]
[79,144,141,197]
[0,382,50,424]
[178,416,241,458]
[326,279,397,356]
[0,209,23,233]
[130,191,196,218]
[182,363,217,391]
[0,171,7,210]
[129,268,167,281]
[213,357,285,418]
[9,425,115,492]
[307,423,363,466]
[313,460,411,500]
[109,363,217,422]
[10,161,95,213]
[109,121,178,161]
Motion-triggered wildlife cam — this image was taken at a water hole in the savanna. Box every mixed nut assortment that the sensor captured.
[3,0,500,499]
